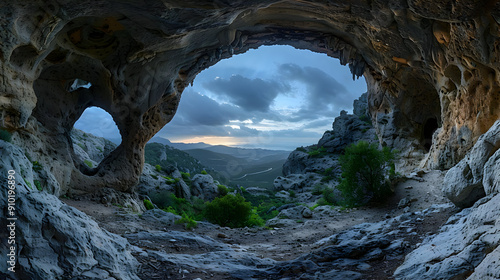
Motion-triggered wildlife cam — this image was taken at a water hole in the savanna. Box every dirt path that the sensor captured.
[63,170,456,279]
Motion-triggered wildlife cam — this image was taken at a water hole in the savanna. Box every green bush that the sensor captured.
[0,128,12,142]
[204,194,253,228]
[289,190,296,198]
[337,141,396,207]
[175,213,197,230]
[181,172,191,180]
[201,170,208,175]
[217,184,229,196]
[143,199,155,210]
[155,164,162,172]
[32,161,43,172]
[84,160,93,168]
[308,146,327,158]
[34,180,42,191]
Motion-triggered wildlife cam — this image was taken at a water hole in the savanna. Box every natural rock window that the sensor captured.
[72,106,121,174]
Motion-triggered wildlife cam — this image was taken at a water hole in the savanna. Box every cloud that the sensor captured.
[203,75,290,112]
[278,63,352,121]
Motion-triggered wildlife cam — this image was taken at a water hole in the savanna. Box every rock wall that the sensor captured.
[1,0,500,195]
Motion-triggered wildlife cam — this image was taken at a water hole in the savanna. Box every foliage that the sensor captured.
[288,190,296,198]
[337,141,397,207]
[32,161,43,172]
[34,180,42,191]
[321,167,336,182]
[204,194,253,228]
[23,178,32,190]
[143,199,155,210]
[201,170,208,175]
[246,208,265,227]
[296,146,307,153]
[308,146,328,158]
[318,187,337,206]
[84,160,93,168]
[0,128,12,142]
[312,184,325,195]
[175,213,198,230]
[155,164,162,172]
[181,172,191,180]
[152,192,205,221]
[217,184,229,196]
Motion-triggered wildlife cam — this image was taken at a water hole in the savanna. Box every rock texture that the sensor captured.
[443,120,500,208]
[2,1,500,279]
[0,142,140,280]
[1,0,500,196]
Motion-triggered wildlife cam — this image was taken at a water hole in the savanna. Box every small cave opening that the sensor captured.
[68,78,92,92]
[422,117,439,152]
[72,106,122,174]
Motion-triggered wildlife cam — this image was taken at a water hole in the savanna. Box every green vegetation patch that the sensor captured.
[337,141,397,207]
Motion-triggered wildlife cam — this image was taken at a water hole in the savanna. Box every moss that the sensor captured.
[143,199,154,210]
[34,180,43,191]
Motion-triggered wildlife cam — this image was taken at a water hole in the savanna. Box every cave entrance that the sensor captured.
[156,45,368,152]
[72,106,122,173]
[422,118,439,152]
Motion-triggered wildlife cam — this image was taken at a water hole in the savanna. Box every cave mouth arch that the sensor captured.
[72,106,122,175]
[156,45,368,151]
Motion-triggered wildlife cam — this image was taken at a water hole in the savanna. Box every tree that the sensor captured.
[337,141,396,207]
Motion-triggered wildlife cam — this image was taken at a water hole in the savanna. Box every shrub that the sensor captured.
[308,146,327,158]
[175,213,197,230]
[312,185,324,195]
[84,160,93,168]
[181,172,191,180]
[337,141,396,207]
[201,170,208,175]
[143,199,154,210]
[289,190,296,198]
[204,194,253,228]
[155,164,162,172]
[32,161,43,172]
[34,180,42,191]
[296,146,307,153]
[0,128,12,142]
[247,208,265,227]
[217,184,229,196]
[318,187,336,205]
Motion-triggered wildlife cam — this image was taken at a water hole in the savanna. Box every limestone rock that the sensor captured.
[0,142,140,280]
[443,120,500,208]
[394,194,500,280]
[191,174,219,201]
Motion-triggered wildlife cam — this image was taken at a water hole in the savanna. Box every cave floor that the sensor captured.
[63,170,457,280]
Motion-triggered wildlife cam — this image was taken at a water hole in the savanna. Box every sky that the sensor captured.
[74,45,367,150]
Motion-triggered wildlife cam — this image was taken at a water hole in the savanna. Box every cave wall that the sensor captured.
[1,0,499,194]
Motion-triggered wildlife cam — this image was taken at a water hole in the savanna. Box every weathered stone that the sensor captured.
[191,174,218,201]
[0,142,140,280]
[394,194,500,280]
[443,120,500,208]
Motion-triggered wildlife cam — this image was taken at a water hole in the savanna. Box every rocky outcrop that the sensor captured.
[2,1,500,279]
[0,142,139,280]
[1,0,499,196]
[277,93,376,200]
[443,120,500,208]
[191,174,219,201]
[394,194,500,280]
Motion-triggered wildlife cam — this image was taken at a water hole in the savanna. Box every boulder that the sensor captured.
[0,142,140,280]
[191,174,219,200]
[443,120,500,208]
[394,194,500,280]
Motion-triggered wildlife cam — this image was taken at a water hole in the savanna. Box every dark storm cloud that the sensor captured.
[175,89,242,126]
[278,63,352,121]
[203,75,291,112]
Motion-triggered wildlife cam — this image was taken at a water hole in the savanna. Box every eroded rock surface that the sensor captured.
[1,0,500,195]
